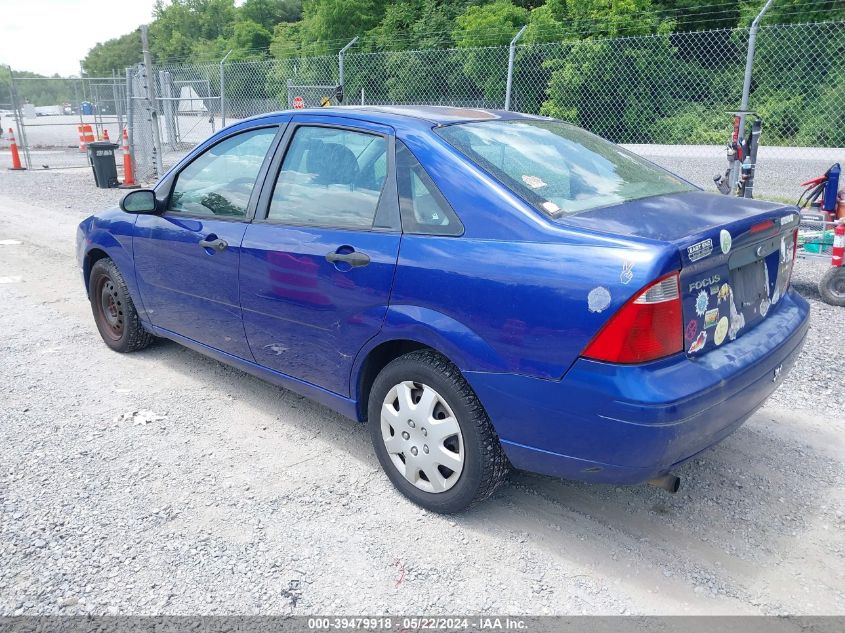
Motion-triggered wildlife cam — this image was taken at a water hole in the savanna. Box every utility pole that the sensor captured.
[338,36,359,102]
[219,49,233,127]
[141,24,164,178]
[738,0,775,140]
[505,26,527,111]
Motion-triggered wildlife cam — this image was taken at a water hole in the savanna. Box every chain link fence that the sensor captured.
[127,63,158,183]
[2,74,126,170]
[4,20,843,200]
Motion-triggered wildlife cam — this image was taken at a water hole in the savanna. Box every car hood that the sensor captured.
[556,191,796,242]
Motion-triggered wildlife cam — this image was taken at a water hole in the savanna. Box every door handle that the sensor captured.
[199,237,228,252]
[326,250,370,267]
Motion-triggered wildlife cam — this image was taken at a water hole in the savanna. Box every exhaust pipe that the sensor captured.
[648,473,680,493]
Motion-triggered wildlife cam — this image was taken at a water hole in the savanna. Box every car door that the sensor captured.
[239,116,401,396]
[133,124,282,359]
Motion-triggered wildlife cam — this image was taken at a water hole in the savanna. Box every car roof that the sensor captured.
[248,105,549,128]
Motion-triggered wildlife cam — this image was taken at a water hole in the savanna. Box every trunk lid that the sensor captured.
[559,191,800,356]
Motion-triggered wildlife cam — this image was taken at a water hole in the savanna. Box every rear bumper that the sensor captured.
[465,289,810,484]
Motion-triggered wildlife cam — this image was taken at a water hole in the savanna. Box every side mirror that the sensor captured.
[120,189,158,214]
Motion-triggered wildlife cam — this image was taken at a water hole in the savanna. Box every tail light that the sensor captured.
[582,272,683,364]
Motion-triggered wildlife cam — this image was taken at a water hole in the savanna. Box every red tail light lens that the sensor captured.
[582,273,683,364]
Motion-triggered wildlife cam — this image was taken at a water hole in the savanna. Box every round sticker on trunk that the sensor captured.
[714,316,729,345]
[587,286,611,313]
[720,229,732,254]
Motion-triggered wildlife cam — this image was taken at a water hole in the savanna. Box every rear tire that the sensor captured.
[89,258,153,353]
[819,266,845,306]
[368,350,509,513]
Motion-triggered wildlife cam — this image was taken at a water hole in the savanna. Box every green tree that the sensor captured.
[0,69,78,107]
[298,0,384,54]
[241,0,303,30]
[653,0,739,32]
[452,1,529,106]
[362,0,474,52]
[453,0,529,48]
[529,0,682,141]
[188,37,231,61]
[232,20,274,53]
[269,21,305,58]
[82,31,143,76]
[148,0,237,62]
[544,0,665,38]
[738,0,845,27]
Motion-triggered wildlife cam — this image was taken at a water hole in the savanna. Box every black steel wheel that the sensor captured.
[96,275,124,341]
[89,258,153,352]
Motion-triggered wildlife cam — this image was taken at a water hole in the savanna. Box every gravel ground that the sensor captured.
[0,169,843,616]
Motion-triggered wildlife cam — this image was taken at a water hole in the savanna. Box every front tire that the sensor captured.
[368,350,509,513]
[89,258,153,353]
[819,266,845,306]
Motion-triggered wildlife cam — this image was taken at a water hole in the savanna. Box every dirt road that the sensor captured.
[0,172,843,616]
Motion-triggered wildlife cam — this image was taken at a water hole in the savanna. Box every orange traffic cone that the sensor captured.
[78,124,94,152]
[102,129,110,141]
[8,128,25,170]
[119,128,139,189]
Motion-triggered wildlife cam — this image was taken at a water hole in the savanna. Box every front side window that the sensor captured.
[436,120,693,217]
[268,126,387,229]
[169,127,277,217]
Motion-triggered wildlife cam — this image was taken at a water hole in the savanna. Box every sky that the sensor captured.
[0,0,158,76]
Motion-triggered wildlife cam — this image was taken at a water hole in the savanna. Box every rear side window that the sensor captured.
[436,120,693,217]
[268,126,387,229]
[169,127,277,217]
[396,141,462,236]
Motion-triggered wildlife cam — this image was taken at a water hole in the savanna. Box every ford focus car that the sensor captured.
[77,106,809,513]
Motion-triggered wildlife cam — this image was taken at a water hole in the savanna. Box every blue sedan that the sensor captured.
[77,106,810,512]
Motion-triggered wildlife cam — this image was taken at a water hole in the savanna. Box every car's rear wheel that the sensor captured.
[89,258,153,353]
[368,350,509,513]
[819,266,845,306]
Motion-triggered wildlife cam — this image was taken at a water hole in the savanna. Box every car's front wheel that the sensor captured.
[89,257,153,353]
[368,350,509,513]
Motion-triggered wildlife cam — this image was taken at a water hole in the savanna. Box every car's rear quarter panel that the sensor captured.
[388,232,678,380]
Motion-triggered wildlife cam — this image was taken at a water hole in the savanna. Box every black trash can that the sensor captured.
[87,141,120,188]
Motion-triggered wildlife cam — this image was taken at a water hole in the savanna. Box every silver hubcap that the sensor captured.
[381,381,464,493]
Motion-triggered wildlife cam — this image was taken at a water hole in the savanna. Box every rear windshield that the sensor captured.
[436,120,694,216]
